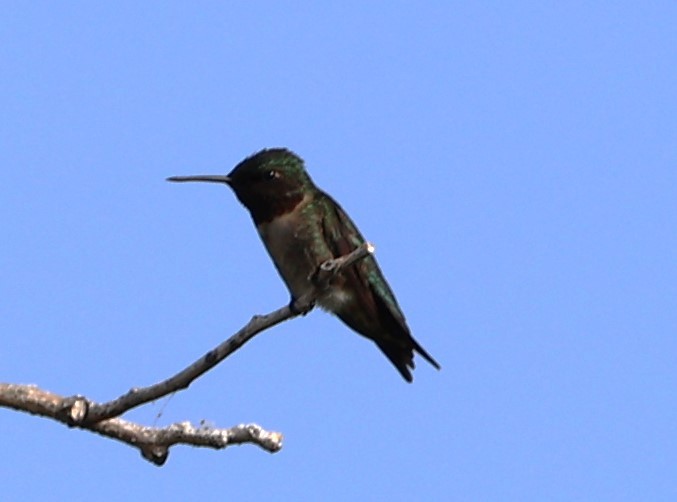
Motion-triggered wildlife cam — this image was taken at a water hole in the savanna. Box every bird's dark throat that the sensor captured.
[242,191,305,225]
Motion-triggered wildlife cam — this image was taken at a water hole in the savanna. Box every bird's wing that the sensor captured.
[317,191,408,325]
[318,191,441,378]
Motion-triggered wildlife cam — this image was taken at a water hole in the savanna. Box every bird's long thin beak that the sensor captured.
[166,174,232,184]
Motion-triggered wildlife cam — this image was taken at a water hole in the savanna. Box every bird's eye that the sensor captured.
[266,170,280,180]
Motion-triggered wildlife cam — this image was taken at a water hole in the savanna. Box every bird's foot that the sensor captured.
[289,296,314,316]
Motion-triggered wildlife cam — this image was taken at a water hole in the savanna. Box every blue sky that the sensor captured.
[2,2,676,500]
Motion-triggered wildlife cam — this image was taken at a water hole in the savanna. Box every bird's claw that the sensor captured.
[289,296,314,316]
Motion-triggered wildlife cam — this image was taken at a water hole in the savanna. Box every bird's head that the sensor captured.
[167,148,316,223]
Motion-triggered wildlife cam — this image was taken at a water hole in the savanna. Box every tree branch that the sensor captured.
[84,242,374,422]
[0,242,375,465]
[0,383,282,465]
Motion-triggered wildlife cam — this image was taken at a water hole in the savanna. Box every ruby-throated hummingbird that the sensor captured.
[168,148,439,382]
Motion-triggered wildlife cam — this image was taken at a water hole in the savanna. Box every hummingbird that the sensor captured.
[168,148,440,382]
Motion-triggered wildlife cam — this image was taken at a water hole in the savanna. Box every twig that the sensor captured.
[0,383,283,466]
[84,242,373,423]
[0,242,374,465]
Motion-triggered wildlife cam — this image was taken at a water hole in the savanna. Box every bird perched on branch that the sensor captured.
[168,148,439,382]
